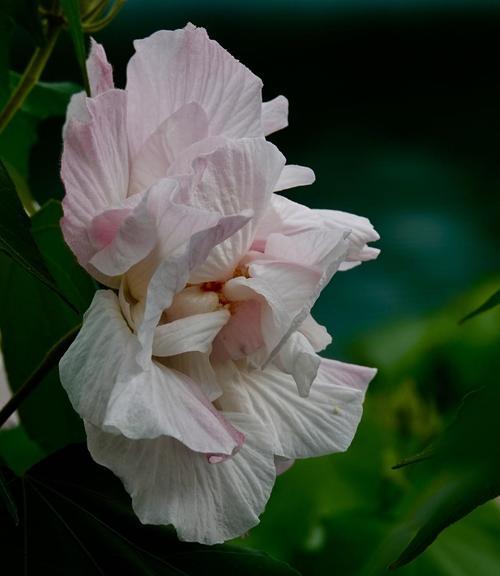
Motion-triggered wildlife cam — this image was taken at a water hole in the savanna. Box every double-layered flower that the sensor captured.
[59,24,379,544]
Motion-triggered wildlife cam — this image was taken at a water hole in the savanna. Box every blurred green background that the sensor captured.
[4,0,500,574]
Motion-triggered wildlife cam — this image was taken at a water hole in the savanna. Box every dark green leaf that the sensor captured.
[32,200,96,314]
[0,158,65,300]
[459,289,500,325]
[9,72,81,119]
[1,444,302,575]
[0,0,44,45]
[389,384,500,569]
[60,0,90,94]
[0,425,44,474]
[0,14,14,103]
[0,465,18,525]
[0,251,84,454]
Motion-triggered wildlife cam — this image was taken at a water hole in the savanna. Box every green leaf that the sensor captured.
[1,444,302,575]
[8,72,81,119]
[0,425,44,474]
[32,200,96,314]
[0,466,18,525]
[459,288,500,325]
[0,14,14,103]
[60,0,90,94]
[389,384,500,570]
[0,0,44,45]
[0,251,84,454]
[0,158,69,303]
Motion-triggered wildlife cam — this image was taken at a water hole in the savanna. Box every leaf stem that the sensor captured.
[0,18,63,135]
[0,324,80,428]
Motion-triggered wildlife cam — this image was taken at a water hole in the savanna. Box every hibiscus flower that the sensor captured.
[59,24,379,544]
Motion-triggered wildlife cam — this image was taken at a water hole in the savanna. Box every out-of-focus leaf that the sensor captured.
[0,425,44,474]
[0,0,44,45]
[0,465,18,525]
[0,251,84,454]
[0,14,14,102]
[388,383,500,569]
[0,158,69,302]
[1,444,302,575]
[32,200,96,314]
[60,0,90,94]
[9,72,81,119]
[459,288,500,325]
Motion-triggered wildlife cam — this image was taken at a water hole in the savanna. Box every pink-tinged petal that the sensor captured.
[61,89,129,271]
[212,299,264,362]
[275,456,295,476]
[85,412,275,544]
[87,38,114,95]
[218,361,375,459]
[298,314,332,352]
[126,24,263,156]
[135,211,252,365]
[128,102,209,196]
[274,164,315,192]
[60,291,243,457]
[167,351,222,402]
[261,95,288,136]
[223,260,322,363]
[184,138,285,283]
[275,331,320,397]
[0,349,18,429]
[153,309,230,357]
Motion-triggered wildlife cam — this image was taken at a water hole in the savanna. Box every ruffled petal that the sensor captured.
[274,164,315,192]
[61,89,129,270]
[275,331,320,397]
[87,38,114,95]
[184,138,285,283]
[128,102,209,196]
[85,412,276,544]
[261,95,288,136]
[218,361,375,459]
[126,24,263,156]
[298,314,332,352]
[60,291,243,457]
[153,309,230,357]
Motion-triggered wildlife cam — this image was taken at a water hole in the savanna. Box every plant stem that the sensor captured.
[0,20,63,135]
[0,324,80,429]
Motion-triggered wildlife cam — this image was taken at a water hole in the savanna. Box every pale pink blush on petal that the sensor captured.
[261,95,288,136]
[87,38,114,95]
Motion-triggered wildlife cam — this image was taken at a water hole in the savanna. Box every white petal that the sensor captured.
[60,291,243,457]
[186,138,285,283]
[87,38,114,95]
[126,25,263,156]
[167,351,222,402]
[218,361,375,459]
[274,164,315,192]
[275,331,320,397]
[261,95,288,136]
[128,102,209,196]
[153,309,230,357]
[223,260,322,361]
[298,314,332,352]
[61,89,129,270]
[275,456,294,476]
[85,411,276,544]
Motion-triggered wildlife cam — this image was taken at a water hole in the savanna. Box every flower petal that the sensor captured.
[128,102,209,196]
[60,290,243,456]
[0,349,18,429]
[275,331,320,397]
[261,95,288,136]
[185,138,285,283]
[274,164,315,192]
[85,411,276,544]
[87,38,114,95]
[126,24,263,156]
[153,309,230,357]
[218,361,375,459]
[298,314,332,352]
[61,89,129,270]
